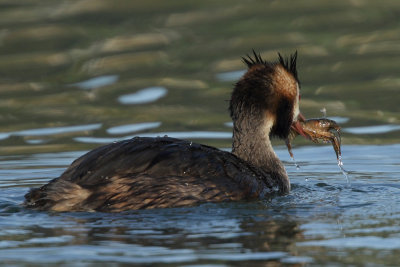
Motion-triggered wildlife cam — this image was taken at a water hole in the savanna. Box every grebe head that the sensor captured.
[230,50,302,141]
[229,51,304,193]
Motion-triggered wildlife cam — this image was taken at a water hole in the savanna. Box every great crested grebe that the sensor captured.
[25,51,313,212]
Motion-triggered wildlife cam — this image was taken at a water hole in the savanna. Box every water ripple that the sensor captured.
[74,131,232,144]
[69,74,119,90]
[12,123,102,137]
[299,236,400,250]
[216,70,245,82]
[118,86,167,104]
[106,122,161,135]
[343,124,400,134]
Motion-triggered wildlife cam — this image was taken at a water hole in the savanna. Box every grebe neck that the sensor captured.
[231,116,290,193]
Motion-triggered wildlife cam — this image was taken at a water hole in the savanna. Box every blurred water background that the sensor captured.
[0,0,400,266]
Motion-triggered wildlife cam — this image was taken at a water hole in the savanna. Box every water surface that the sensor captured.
[1,145,399,266]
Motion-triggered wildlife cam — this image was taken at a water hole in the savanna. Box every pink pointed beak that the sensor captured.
[291,113,310,139]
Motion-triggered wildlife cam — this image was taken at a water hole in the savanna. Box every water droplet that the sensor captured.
[337,155,350,184]
[320,107,327,117]
[290,156,300,170]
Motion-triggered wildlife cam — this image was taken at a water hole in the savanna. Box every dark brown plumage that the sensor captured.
[25,51,302,212]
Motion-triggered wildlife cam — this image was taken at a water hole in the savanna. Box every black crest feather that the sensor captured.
[242,49,267,67]
[278,51,298,81]
[242,50,299,82]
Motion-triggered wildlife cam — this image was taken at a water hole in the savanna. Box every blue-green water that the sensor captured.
[0,0,400,265]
